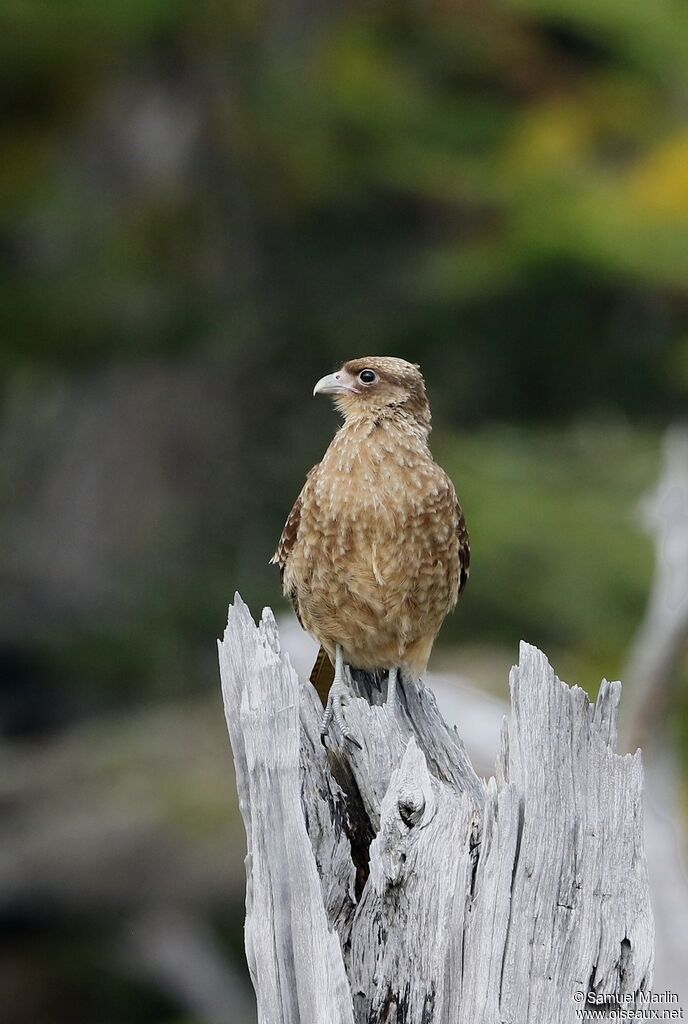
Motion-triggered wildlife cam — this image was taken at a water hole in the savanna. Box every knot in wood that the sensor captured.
[398,787,426,827]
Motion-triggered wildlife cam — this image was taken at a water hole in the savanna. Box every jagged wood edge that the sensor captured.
[219,597,654,1024]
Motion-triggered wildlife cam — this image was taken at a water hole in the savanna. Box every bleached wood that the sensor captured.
[219,595,654,1024]
[623,424,688,747]
[218,598,354,1024]
[621,424,688,1000]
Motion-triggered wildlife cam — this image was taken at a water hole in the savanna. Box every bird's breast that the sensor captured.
[282,418,462,671]
[302,449,453,585]
[312,456,427,532]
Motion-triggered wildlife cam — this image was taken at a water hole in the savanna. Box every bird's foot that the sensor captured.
[321,678,362,749]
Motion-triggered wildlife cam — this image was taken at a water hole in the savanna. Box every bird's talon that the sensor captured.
[320,673,361,747]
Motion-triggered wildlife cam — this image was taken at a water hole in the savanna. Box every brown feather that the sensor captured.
[309,646,335,705]
[270,480,309,628]
[272,356,469,680]
[456,500,470,595]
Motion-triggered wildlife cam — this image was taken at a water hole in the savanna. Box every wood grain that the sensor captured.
[219,595,654,1024]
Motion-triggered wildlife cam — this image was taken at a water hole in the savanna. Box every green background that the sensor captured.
[1,1,686,1020]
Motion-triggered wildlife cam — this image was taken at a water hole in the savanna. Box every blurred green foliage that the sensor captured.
[1,0,688,416]
[436,423,657,687]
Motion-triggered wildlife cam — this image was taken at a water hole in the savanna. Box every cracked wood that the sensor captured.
[219,595,654,1024]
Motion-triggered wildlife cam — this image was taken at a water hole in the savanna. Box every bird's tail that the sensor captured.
[310,646,335,706]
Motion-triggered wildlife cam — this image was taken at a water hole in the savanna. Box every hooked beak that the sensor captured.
[313,371,357,397]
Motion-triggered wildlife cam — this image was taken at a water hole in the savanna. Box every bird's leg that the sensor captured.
[321,644,361,748]
[387,666,398,708]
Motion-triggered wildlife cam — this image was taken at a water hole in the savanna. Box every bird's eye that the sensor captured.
[359,369,377,385]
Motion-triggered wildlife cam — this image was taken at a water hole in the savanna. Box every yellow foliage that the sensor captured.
[508,100,593,170]
[626,132,688,217]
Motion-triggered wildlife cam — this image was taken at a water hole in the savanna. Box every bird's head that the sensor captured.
[313,356,431,432]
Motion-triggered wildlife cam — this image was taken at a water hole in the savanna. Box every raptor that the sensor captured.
[271,356,469,745]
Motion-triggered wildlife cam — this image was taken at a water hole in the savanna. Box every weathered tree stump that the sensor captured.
[218,595,654,1024]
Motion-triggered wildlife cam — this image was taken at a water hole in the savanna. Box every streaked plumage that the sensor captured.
[272,356,469,703]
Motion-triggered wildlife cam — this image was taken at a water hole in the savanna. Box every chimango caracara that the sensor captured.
[271,356,469,745]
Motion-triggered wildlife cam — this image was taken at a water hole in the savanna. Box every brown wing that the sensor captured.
[270,491,304,626]
[270,492,301,578]
[456,499,470,595]
[272,468,335,705]
[270,466,319,627]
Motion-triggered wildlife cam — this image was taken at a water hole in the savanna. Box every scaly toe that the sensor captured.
[321,680,361,748]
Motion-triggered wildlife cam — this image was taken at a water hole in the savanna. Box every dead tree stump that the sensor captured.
[218,595,654,1024]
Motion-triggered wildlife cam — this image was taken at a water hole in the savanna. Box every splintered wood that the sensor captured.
[218,595,654,1024]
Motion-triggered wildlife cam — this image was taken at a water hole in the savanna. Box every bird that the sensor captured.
[271,356,469,746]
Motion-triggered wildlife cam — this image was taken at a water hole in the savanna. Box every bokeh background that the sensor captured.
[2,1,688,1021]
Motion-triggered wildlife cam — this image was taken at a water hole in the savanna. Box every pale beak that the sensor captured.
[313,371,356,397]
